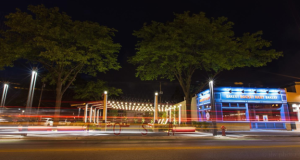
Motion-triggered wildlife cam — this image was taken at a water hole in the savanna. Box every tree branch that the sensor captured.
[61,63,83,84]
[38,59,57,73]
[61,64,83,95]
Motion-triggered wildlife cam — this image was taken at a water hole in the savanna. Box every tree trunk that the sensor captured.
[185,94,192,124]
[54,82,62,123]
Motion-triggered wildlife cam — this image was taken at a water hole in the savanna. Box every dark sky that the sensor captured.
[1,0,300,104]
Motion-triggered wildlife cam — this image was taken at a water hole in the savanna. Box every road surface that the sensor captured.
[0,137,300,160]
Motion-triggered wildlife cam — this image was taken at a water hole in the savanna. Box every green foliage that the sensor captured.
[74,80,122,100]
[161,112,167,118]
[0,38,21,70]
[141,118,145,123]
[108,109,119,117]
[130,12,282,120]
[130,12,282,89]
[1,5,121,109]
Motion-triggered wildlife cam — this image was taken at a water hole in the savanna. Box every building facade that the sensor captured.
[285,82,300,130]
[197,87,291,130]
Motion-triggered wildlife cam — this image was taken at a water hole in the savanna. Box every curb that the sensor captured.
[0,136,224,141]
[243,135,300,137]
[1,135,299,140]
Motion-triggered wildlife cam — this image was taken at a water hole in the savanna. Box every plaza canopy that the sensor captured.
[71,100,179,124]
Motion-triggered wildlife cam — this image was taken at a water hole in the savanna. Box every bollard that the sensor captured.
[221,125,226,136]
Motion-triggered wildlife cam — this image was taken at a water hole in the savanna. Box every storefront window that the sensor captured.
[248,104,282,121]
[222,109,246,121]
[222,103,229,107]
[231,103,238,107]
[199,110,211,121]
[239,103,246,107]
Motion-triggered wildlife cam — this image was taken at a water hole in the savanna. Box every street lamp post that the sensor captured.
[0,83,9,113]
[209,80,217,136]
[154,92,158,123]
[26,68,38,117]
[103,91,108,122]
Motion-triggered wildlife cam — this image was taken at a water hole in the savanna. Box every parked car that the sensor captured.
[40,118,53,126]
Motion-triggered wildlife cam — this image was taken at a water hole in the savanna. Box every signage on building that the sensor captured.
[221,93,282,101]
[199,96,210,102]
[292,104,300,112]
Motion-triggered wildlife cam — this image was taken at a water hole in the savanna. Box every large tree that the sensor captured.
[129,12,282,123]
[0,5,121,120]
[74,80,123,101]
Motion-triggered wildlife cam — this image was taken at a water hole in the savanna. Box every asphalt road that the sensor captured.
[0,137,300,160]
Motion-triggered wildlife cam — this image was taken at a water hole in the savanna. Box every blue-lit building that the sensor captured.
[197,87,290,130]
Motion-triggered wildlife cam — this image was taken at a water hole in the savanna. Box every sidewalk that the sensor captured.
[1,130,300,140]
[224,129,300,137]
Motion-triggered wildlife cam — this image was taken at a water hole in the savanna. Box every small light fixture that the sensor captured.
[229,90,232,93]
[242,90,244,93]
[201,93,203,96]
[254,90,257,93]
[278,91,281,94]
[266,90,269,94]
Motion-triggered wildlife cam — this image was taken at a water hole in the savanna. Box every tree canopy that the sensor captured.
[130,12,283,122]
[74,80,123,101]
[0,5,121,119]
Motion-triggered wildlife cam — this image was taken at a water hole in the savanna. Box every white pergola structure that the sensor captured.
[71,100,113,124]
[72,100,181,124]
[110,101,181,124]
[110,101,174,112]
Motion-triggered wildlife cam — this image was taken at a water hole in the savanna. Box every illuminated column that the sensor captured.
[26,68,38,116]
[97,109,100,124]
[209,80,217,136]
[84,104,88,123]
[173,106,175,124]
[0,83,9,113]
[78,108,81,119]
[89,106,94,123]
[179,105,181,124]
[154,92,158,123]
[102,91,107,122]
[93,108,97,123]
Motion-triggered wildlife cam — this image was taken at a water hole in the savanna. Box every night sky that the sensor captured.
[1,0,300,105]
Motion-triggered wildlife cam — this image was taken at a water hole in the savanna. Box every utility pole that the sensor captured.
[209,80,217,136]
[37,83,45,116]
